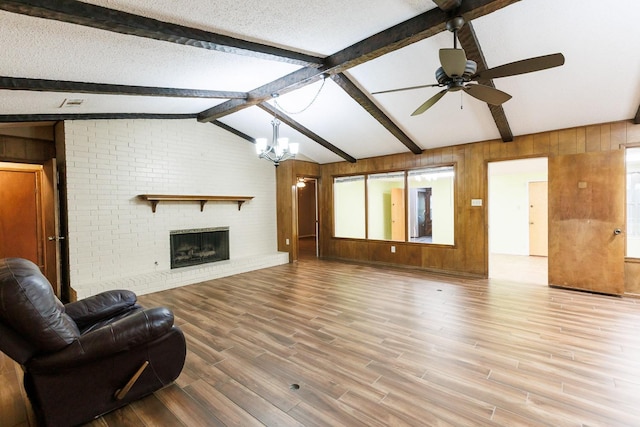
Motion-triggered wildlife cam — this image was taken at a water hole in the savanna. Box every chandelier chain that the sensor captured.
[273,77,326,115]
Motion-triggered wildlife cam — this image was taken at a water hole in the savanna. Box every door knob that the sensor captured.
[614,228,622,235]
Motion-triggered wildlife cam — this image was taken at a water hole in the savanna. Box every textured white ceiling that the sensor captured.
[1,0,639,164]
[83,0,434,55]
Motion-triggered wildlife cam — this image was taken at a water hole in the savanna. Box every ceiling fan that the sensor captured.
[372,16,565,116]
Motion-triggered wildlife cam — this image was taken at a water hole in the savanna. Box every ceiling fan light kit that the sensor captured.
[373,16,565,117]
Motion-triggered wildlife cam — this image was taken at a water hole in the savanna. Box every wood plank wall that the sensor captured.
[277,120,640,294]
[0,134,55,164]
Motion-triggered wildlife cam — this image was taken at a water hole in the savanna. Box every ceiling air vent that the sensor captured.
[59,98,84,108]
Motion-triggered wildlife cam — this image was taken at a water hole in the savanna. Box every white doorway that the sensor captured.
[488,158,548,285]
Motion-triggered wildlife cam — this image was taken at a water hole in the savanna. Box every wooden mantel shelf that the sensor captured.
[138,194,254,213]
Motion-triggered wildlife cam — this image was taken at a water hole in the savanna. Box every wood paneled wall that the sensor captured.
[0,134,55,164]
[278,120,640,294]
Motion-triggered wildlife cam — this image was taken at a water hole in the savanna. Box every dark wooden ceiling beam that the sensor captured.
[324,0,519,73]
[0,76,247,99]
[257,102,356,163]
[432,0,463,12]
[198,67,322,122]
[211,121,255,143]
[2,0,521,157]
[198,0,520,124]
[331,73,422,154]
[457,21,514,142]
[0,0,322,67]
[0,113,196,122]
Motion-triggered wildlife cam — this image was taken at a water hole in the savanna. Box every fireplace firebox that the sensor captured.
[170,227,229,269]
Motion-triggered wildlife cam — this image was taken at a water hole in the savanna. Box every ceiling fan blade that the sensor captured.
[440,48,467,77]
[465,84,512,106]
[371,83,440,95]
[474,53,565,80]
[411,89,448,116]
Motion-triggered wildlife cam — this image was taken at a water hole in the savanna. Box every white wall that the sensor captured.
[64,119,288,298]
[488,158,547,255]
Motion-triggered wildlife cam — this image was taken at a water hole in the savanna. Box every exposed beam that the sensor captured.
[0,76,247,99]
[211,121,255,143]
[635,104,640,125]
[257,102,356,163]
[198,0,519,124]
[432,0,463,12]
[331,73,422,154]
[198,68,322,122]
[0,0,322,67]
[457,21,514,142]
[0,113,196,122]
[324,0,519,73]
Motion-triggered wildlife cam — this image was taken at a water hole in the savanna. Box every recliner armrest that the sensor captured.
[64,290,138,330]
[27,307,175,372]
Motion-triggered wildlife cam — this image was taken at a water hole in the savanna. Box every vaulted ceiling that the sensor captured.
[1,0,639,164]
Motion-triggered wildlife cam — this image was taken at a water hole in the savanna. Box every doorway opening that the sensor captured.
[0,161,60,294]
[488,158,548,285]
[297,177,318,258]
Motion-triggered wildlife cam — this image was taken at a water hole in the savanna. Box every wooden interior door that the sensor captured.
[549,151,625,294]
[528,181,548,256]
[0,162,60,296]
[391,187,405,241]
[0,167,41,264]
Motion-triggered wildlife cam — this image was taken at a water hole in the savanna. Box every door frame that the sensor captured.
[0,161,60,296]
[295,176,320,258]
[487,157,549,283]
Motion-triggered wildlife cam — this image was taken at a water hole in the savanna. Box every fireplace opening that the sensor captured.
[170,227,229,269]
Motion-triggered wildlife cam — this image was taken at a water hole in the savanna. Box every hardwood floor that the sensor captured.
[490,254,548,286]
[3,257,640,426]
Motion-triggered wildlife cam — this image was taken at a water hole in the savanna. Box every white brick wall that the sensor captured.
[64,119,288,298]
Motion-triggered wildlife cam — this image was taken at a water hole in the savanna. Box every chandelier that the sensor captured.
[255,118,299,166]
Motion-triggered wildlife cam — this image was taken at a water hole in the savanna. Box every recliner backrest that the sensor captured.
[0,258,79,360]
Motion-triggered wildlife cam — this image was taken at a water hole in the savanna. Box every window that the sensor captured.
[333,166,455,245]
[407,166,454,245]
[367,172,405,241]
[334,175,365,239]
[626,147,640,257]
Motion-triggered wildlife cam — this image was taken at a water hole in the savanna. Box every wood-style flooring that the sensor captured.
[2,256,640,426]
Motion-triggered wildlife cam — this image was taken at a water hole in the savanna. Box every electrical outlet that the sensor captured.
[286,238,290,245]
[391,246,396,253]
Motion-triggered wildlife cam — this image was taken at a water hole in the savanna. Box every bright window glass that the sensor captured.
[408,166,455,245]
[367,172,405,241]
[334,175,365,238]
[626,148,640,257]
[332,166,455,245]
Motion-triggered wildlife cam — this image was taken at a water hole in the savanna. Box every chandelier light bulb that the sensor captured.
[255,138,267,154]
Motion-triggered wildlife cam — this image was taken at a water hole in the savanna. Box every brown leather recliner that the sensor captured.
[0,258,186,426]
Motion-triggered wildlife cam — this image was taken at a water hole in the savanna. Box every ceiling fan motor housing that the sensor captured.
[436,59,477,84]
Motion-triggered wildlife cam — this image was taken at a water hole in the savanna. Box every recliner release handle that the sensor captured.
[114,361,150,400]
